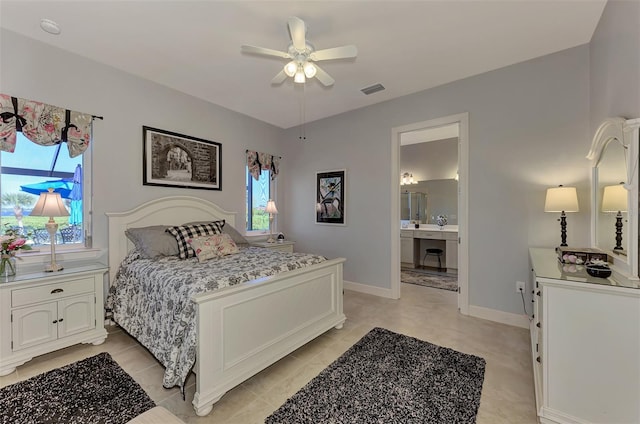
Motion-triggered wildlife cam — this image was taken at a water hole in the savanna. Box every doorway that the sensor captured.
[391,113,469,314]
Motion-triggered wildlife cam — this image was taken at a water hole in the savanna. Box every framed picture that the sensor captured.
[143,126,221,190]
[316,169,346,225]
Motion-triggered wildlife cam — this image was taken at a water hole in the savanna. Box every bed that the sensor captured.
[106,196,346,416]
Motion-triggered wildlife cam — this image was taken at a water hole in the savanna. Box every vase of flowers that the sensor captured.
[1,225,32,277]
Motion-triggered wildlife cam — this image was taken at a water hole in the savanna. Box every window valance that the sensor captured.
[246,150,281,181]
[0,94,94,157]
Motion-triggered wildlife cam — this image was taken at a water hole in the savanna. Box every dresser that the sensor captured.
[0,263,108,376]
[529,248,640,424]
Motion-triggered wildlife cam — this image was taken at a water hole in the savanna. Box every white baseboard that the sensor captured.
[344,280,530,329]
[468,305,530,329]
[343,280,396,299]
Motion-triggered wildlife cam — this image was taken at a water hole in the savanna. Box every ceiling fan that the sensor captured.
[241,16,357,87]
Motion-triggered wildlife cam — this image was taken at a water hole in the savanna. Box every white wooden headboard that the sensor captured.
[105,196,236,283]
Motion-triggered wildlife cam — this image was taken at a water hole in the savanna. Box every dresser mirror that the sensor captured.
[587,117,640,279]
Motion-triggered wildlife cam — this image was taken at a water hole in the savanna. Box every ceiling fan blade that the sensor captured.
[310,45,358,61]
[241,45,290,59]
[313,64,335,86]
[288,16,306,51]
[271,70,287,85]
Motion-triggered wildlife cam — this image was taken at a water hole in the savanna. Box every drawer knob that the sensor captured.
[52,319,57,324]
[536,356,541,363]
[536,322,541,328]
[51,288,64,294]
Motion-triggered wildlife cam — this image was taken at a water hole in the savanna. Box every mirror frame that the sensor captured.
[587,117,640,279]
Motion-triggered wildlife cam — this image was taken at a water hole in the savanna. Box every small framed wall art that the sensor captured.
[143,126,221,190]
[316,169,346,225]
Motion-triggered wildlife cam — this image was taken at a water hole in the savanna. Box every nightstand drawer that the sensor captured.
[12,277,94,307]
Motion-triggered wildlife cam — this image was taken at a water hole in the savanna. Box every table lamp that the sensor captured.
[265,199,278,243]
[602,183,628,251]
[544,185,579,247]
[30,188,70,272]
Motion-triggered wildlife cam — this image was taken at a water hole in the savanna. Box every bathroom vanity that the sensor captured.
[400,225,458,271]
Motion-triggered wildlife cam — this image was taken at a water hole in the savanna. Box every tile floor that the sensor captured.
[1,284,538,423]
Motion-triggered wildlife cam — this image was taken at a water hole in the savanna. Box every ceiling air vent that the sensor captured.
[361,83,385,95]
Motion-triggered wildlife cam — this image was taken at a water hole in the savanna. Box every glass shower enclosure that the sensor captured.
[401,191,427,223]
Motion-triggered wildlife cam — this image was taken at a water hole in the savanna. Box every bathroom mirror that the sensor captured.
[401,191,426,223]
[587,117,640,279]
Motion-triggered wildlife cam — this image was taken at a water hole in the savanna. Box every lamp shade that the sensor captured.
[602,184,628,212]
[265,199,278,214]
[30,188,70,217]
[544,186,579,212]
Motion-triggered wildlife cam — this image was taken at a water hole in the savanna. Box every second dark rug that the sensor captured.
[0,352,155,424]
[266,327,486,424]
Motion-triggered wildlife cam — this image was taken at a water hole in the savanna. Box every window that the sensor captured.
[1,132,87,248]
[246,167,272,232]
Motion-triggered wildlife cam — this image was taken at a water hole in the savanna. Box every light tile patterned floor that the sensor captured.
[1,284,537,423]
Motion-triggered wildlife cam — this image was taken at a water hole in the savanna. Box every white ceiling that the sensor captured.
[0,1,607,129]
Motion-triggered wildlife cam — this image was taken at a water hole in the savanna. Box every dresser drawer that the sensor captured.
[400,230,414,237]
[12,277,94,307]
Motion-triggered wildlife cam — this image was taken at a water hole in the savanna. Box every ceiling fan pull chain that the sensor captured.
[299,84,307,141]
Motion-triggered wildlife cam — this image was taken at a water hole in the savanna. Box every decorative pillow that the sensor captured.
[166,220,225,259]
[125,226,179,258]
[188,233,239,262]
[184,220,248,246]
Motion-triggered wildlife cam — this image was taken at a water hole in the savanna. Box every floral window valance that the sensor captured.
[246,150,281,181]
[0,94,94,157]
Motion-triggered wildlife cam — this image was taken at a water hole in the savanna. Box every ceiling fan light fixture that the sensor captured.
[303,62,317,78]
[284,61,297,77]
[294,69,306,84]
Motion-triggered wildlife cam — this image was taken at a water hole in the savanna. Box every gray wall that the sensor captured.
[284,45,591,315]
[0,29,285,253]
[401,138,458,182]
[589,0,640,128]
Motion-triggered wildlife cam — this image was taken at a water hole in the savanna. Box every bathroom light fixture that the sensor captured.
[401,172,416,185]
[544,185,579,247]
[602,183,628,251]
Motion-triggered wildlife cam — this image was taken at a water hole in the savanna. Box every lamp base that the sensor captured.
[44,263,64,272]
[266,236,276,243]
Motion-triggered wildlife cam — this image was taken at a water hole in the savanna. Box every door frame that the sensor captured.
[390,113,469,314]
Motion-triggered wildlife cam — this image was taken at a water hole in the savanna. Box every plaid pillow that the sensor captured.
[166,220,225,259]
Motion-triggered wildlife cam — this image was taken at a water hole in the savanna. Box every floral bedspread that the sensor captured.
[107,246,327,389]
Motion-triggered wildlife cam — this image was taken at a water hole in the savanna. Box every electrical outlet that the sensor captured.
[516,281,526,293]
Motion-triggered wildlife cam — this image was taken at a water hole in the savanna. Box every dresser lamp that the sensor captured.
[602,183,628,251]
[29,188,70,272]
[265,199,278,243]
[544,185,579,247]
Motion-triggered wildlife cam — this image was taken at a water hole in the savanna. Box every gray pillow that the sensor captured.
[222,224,249,246]
[125,225,179,259]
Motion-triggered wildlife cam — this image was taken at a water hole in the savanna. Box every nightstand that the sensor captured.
[0,263,108,376]
[251,240,295,253]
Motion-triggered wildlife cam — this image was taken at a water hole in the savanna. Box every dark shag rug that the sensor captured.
[266,327,486,424]
[401,269,458,291]
[0,352,155,424]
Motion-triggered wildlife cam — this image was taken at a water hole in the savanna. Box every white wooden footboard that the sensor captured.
[191,257,346,416]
